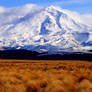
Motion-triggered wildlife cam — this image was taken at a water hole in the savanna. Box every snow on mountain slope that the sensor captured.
[0,4,92,53]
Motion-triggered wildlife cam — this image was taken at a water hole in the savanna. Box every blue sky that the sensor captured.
[0,0,92,14]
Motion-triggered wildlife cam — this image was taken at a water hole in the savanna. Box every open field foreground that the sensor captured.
[0,60,92,92]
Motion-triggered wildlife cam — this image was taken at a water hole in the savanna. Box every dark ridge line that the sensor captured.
[0,50,92,61]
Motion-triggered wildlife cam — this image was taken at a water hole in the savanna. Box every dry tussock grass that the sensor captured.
[0,60,92,92]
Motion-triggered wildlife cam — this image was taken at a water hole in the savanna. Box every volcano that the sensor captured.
[0,4,92,54]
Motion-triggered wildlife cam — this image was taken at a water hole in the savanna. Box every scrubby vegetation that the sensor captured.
[0,60,92,92]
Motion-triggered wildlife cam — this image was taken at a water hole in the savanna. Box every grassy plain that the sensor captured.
[0,60,92,92]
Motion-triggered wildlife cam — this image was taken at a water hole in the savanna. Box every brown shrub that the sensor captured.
[45,80,69,92]
[79,79,92,92]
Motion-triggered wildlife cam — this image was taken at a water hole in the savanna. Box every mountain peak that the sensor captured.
[0,4,91,53]
[46,5,61,11]
[47,5,56,9]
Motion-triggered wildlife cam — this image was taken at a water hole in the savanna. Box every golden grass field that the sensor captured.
[0,59,92,92]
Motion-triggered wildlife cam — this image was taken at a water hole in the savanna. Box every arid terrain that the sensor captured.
[0,60,92,92]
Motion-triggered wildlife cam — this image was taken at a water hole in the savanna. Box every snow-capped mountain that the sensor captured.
[0,4,92,53]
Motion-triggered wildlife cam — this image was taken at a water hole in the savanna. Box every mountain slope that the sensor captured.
[0,4,92,53]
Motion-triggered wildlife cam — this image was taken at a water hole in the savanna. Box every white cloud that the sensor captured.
[82,14,92,29]
[0,6,5,13]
